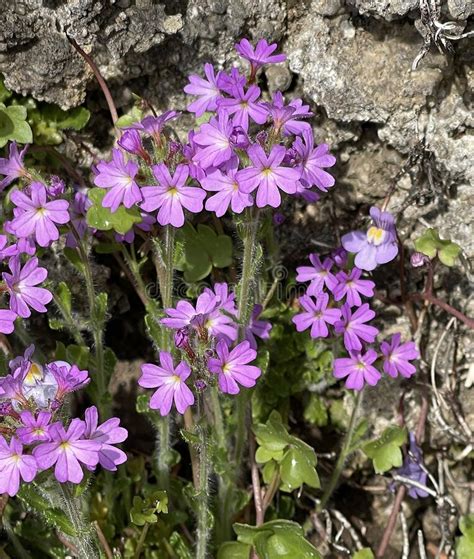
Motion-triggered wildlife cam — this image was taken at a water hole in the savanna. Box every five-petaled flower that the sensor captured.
[0,436,37,496]
[380,333,419,378]
[334,303,379,352]
[333,349,381,390]
[292,293,341,339]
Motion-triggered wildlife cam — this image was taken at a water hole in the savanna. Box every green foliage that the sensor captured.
[254,411,319,492]
[130,491,168,526]
[304,394,328,426]
[116,105,144,128]
[54,342,90,370]
[175,223,233,282]
[86,187,142,235]
[414,228,461,267]
[352,549,375,559]
[456,514,474,559]
[232,519,322,558]
[0,102,33,146]
[363,426,407,474]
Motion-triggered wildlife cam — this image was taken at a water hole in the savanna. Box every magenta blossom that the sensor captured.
[0,142,29,190]
[217,85,267,132]
[201,165,253,217]
[0,436,37,496]
[48,362,90,401]
[184,63,222,117]
[17,411,52,444]
[334,303,379,352]
[84,406,128,471]
[293,129,336,192]
[193,112,235,169]
[235,38,286,74]
[117,129,147,159]
[239,144,300,208]
[94,148,142,212]
[380,333,419,378]
[296,254,338,296]
[263,92,313,136]
[333,349,381,390]
[292,293,341,339]
[204,282,237,315]
[0,309,16,334]
[141,163,205,228]
[0,235,18,261]
[161,292,218,330]
[139,352,195,416]
[207,340,261,394]
[3,256,52,318]
[245,304,272,349]
[342,207,399,271]
[217,68,247,95]
[333,268,375,307]
[10,182,70,247]
[130,112,180,146]
[33,420,101,483]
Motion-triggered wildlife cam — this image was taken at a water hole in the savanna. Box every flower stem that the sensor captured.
[134,522,150,559]
[196,423,210,559]
[58,483,99,559]
[318,389,364,511]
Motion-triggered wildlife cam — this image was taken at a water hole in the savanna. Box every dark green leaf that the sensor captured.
[86,188,142,235]
[363,426,407,474]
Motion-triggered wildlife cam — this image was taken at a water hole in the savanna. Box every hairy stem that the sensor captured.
[52,292,86,346]
[134,522,150,559]
[59,483,99,559]
[196,424,210,559]
[318,389,364,511]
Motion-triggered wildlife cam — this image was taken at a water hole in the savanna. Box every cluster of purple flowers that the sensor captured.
[138,283,270,415]
[293,209,418,390]
[93,39,336,226]
[0,346,127,496]
[0,143,78,335]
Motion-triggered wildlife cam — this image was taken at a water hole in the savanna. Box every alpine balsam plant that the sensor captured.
[1,37,454,558]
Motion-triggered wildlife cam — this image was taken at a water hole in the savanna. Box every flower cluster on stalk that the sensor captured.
[293,207,419,390]
[139,283,271,415]
[0,346,127,496]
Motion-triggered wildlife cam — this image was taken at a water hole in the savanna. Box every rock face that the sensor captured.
[0,0,472,257]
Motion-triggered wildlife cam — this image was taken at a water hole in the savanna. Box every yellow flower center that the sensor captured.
[367,226,386,246]
[24,363,44,386]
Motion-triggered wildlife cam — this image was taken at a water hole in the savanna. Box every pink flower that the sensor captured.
[380,334,419,378]
[33,419,101,484]
[332,268,375,308]
[296,254,338,296]
[333,349,381,390]
[184,63,222,117]
[141,163,205,228]
[84,406,128,471]
[10,182,70,247]
[0,436,37,496]
[207,340,261,394]
[239,144,300,208]
[293,129,336,192]
[334,303,379,352]
[201,165,253,217]
[235,39,286,73]
[0,309,17,334]
[17,411,52,444]
[0,142,29,191]
[292,293,341,338]
[139,352,195,416]
[193,112,235,169]
[217,85,267,132]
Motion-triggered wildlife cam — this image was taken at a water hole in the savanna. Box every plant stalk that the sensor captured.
[196,423,210,559]
[318,389,364,511]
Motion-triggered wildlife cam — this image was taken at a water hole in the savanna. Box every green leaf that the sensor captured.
[353,549,375,559]
[0,79,12,103]
[56,282,72,314]
[169,531,193,559]
[175,223,233,282]
[0,103,33,146]
[217,542,252,559]
[116,105,144,128]
[130,491,168,526]
[363,426,407,474]
[86,188,142,235]
[304,395,328,426]
[456,515,474,559]
[414,228,461,267]
[63,247,86,274]
[254,411,291,454]
[280,442,320,492]
[42,105,91,130]
[65,344,90,370]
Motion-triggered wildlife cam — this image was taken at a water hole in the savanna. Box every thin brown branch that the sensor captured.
[94,521,113,559]
[249,433,264,526]
[411,293,474,330]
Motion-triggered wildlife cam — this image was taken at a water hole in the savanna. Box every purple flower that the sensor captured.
[333,349,381,390]
[239,144,300,208]
[94,148,142,212]
[273,212,285,226]
[204,282,237,315]
[342,207,399,271]
[139,352,195,416]
[184,63,222,117]
[66,191,93,248]
[17,411,52,444]
[292,293,341,339]
[0,309,16,334]
[0,142,29,191]
[331,247,348,268]
[141,163,205,228]
[33,419,101,483]
[48,362,90,401]
[217,68,247,95]
[47,176,65,198]
[296,254,337,296]
[0,235,18,261]
[10,182,70,247]
[395,433,429,499]
[217,85,267,132]
[380,333,419,378]
[263,92,313,136]
[130,112,180,146]
[245,304,272,349]
[334,303,379,352]
[410,252,429,268]
[208,340,261,394]
[84,406,127,471]
[201,165,253,217]
[0,436,37,496]
[235,39,286,75]
[193,112,235,169]
[3,256,52,318]
[293,130,336,192]
[204,307,238,344]
[117,129,148,160]
[161,293,218,330]
[332,268,375,307]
